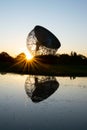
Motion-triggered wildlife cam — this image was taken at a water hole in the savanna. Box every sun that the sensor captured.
[25,51,33,60]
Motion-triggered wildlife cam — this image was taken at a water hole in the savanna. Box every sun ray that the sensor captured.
[7,51,46,74]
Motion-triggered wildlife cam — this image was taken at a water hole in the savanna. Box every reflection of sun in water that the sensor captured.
[25,50,33,60]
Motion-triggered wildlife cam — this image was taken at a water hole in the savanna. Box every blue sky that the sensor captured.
[0,0,87,56]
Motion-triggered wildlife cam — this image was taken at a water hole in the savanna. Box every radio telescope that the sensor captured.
[26,25,61,56]
[25,76,59,103]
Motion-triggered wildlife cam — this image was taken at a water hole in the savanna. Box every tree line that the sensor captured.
[0,51,87,65]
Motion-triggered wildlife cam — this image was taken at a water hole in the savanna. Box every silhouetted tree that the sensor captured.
[15,53,26,61]
[0,52,14,62]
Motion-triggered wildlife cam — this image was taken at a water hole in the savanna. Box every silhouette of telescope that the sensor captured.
[27,25,61,55]
[25,76,59,103]
[34,25,61,49]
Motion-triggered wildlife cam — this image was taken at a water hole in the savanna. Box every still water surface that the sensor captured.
[0,74,87,130]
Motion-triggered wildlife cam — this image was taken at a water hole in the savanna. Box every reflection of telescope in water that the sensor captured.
[25,76,59,103]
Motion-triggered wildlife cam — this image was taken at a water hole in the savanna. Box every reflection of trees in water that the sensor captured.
[70,76,76,80]
[25,76,59,103]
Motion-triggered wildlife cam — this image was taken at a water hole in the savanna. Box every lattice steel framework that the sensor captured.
[26,30,58,56]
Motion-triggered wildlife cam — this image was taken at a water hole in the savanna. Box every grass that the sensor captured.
[0,60,87,76]
[0,52,87,76]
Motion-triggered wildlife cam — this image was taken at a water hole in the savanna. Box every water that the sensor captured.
[0,74,87,130]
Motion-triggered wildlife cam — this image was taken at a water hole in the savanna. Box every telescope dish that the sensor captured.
[25,76,59,103]
[26,25,61,56]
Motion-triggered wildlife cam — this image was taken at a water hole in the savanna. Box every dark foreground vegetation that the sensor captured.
[0,51,87,76]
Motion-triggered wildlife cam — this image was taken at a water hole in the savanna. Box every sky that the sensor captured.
[0,0,87,57]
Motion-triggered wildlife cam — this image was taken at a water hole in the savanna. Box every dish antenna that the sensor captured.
[26,25,61,56]
[25,76,59,103]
